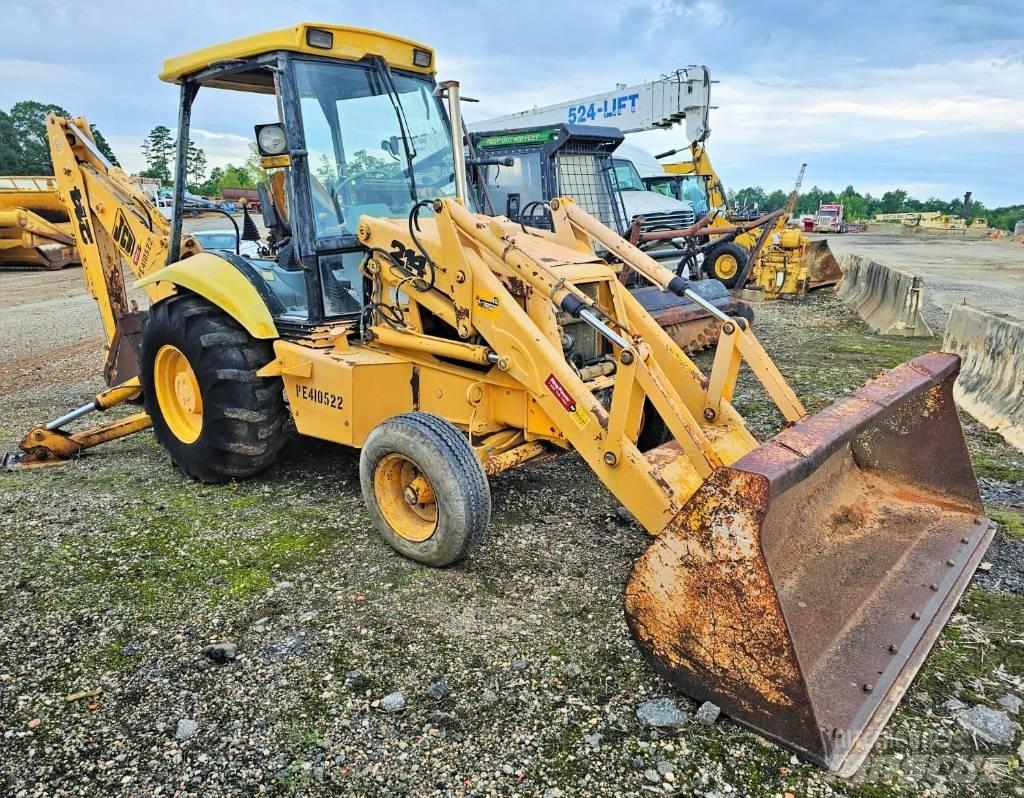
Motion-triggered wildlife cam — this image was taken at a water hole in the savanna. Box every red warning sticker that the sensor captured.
[545,373,577,412]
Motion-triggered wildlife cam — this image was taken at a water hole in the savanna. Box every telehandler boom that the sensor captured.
[7,23,992,776]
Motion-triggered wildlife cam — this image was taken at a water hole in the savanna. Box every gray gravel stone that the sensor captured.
[998,694,1022,715]
[174,719,198,740]
[482,688,499,704]
[636,698,687,728]
[344,669,364,689]
[380,691,405,713]
[956,705,1021,745]
[201,642,237,664]
[656,759,673,775]
[543,789,564,798]
[643,768,661,784]
[942,698,967,713]
[426,680,449,701]
[583,733,603,747]
[695,701,721,726]
[511,658,528,672]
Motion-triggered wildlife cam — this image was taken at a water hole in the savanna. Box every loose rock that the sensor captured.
[636,698,688,728]
[956,705,1021,746]
[998,694,1022,715]
[201,642,237,664]
[426,680,449,701]
[175,719,198,740]
[380,691,405,713]
[695,701,721,726]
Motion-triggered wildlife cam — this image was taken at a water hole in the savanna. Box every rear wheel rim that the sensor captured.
[374,453,438,542]
[153,344,203,444]
[715,253,739,280]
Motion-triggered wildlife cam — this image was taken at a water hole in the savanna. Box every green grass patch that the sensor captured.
[972,452,1024,484]
[989,508,1024,539]
[915,589,1024,694]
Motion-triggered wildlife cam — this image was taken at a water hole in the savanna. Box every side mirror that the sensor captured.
[381,136,401,159]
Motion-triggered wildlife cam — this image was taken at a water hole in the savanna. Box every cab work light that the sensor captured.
[306,28,334,49]
[412,48,432,68]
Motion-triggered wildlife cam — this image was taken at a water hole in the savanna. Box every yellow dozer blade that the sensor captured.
[802,238,843,289]
[625,352,992,775]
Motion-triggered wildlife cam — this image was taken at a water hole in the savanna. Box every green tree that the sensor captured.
[880,189,908,214]
[0,109,24,172]
[88,126,120,167]
[9,100,70,173]
[186,139,207,192]
[141,125,174,183]
[217,163,254,189]
[765,189,788,211]
[734,186,767,210]
[243,143,270,186]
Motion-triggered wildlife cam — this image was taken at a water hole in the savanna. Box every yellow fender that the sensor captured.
[134,252,278,339]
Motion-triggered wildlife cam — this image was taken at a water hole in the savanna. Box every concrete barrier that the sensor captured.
[837,255,933,337]
[943,305,1024,451]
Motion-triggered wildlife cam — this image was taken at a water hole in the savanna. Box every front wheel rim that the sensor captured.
[153,344,203,444]
[374,453,438,542]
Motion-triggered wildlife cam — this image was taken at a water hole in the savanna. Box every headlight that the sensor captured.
[412,48,432,68]
[306,28,334,49]
[255,124,287,156]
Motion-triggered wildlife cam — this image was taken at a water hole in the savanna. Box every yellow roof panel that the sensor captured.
[160,22,434,84]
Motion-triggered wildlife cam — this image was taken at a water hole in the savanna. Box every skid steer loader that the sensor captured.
[5,23,992,776]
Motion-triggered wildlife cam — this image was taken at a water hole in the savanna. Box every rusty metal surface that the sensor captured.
[624,353,991,773]
[803,239,843,288]
[632,285,753,354]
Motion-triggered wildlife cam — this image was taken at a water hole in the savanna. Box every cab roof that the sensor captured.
[159,22,435,85]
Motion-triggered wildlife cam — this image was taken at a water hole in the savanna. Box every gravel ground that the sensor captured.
[1,260,1023,797]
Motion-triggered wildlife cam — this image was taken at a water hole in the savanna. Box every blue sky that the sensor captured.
[3,1,1021,205]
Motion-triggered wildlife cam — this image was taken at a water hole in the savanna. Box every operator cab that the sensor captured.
[160,23,459,333]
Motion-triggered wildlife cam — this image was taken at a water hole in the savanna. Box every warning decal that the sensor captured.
[544,373,589,429]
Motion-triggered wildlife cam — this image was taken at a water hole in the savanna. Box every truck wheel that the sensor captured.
[141,293,287,482]
[702,242,749,288]
[360,412,490,567]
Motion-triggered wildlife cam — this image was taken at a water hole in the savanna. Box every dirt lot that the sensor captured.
[1,243,1023,797]
[821,233,1024,331]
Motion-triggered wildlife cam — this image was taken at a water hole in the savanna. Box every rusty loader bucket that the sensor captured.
[625,352,993,775]
[802,238,843,289]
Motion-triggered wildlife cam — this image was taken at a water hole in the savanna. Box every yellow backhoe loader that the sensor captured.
[652,143,842,298]
[5,23,992,776]
[0,176,79,269]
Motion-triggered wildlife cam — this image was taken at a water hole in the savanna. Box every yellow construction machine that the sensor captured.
[0,175,80,269]
[6,23,993,776]
[653,143,842,298]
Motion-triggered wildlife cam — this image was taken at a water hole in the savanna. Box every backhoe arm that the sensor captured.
[46,115,199,384]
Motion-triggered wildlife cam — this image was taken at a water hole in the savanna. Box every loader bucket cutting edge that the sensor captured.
[803,239,843,289]
[624,352,993,775]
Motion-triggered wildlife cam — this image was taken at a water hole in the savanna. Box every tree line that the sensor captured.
[731,184,1023,232]
[139,125,266,196]
[0,101,119,173]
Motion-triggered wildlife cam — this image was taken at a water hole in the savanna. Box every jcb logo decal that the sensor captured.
[112,209,137,259]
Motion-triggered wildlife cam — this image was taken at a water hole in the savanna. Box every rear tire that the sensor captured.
[702,242,749,288]
[360,412,490,567]
[140,293,287,482]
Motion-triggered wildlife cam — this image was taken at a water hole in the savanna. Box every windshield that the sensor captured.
[194,232,238,250]
[479,152,544,218]
[294,60,457,240]
[611,158,645,191]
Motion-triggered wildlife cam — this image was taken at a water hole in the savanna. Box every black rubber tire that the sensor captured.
[360,412,490,567]
[140,293,287,483]
[702,241,749,288]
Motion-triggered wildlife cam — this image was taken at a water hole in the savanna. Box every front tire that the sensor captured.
[360,413,490,567]
[702,241,749,288]
[140,293,287,482]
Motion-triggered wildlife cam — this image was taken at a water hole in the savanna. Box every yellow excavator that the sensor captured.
[651,142,842,298]
[5,23,992,776]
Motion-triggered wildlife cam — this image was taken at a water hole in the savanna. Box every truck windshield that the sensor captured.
[611,158,645,191]
[294,59,457,240]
